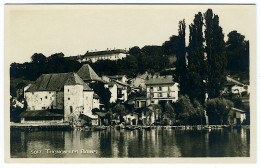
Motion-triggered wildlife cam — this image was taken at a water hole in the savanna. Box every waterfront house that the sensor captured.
[123,113,138,126]
[21,72,98,125]
[146,75,179,105]
[231,107,247,125]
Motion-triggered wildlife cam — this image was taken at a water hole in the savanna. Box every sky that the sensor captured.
[5,5,256,63]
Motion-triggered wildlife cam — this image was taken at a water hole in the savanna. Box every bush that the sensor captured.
[205,98,234,125]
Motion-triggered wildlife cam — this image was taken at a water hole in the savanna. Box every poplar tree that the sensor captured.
[187,12,206,103]
[204,9,227,98]
[175,19,187,95]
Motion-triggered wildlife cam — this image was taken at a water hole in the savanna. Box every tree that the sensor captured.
[175,19,188,95]
[175,95,195,125]
[205,98,234,125]
[164,103,175,125]
[89,82,111,109]
[162,35,179,55]
[187,12,206,103]
[112,104,126,122]
[204,9,227,98]
[193,99,205,125]
[31,53,46,63]
[226,31,249,80]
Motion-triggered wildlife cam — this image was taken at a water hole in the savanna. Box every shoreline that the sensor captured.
[10,122,250,131]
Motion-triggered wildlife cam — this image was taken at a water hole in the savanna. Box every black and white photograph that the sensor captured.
[3,3,257,164]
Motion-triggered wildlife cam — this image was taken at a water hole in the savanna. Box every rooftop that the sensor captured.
[146,76,175,85]
[77,64,102,81]
[26,72,92,92]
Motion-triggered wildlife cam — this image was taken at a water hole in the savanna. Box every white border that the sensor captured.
[0,0,259,168]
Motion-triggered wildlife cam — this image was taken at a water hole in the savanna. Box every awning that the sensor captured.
[95,112,107,117]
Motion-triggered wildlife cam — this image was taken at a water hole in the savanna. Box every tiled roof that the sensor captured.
[77,64,101,81]
[226,76,245,86]
[26,72,92,92]
[146,76,175,85]
[19,110,64,117]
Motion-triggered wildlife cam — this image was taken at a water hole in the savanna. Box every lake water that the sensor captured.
[10,128,250,158]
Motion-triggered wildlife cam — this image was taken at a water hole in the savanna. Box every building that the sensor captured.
[223,76,248,95]
[145,76,179,105]
[232,107,247,125]
[108,75,128,84]
[130,72,152,89]
[104,81,118,103]
[77,64,102,83]
[70,49,127,63]
[135,97,148,108]
[21,72,98,124]
[123,113,138,126]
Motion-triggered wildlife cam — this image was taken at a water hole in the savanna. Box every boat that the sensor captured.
[125,125,135,130]
[93,126,107,131]
[144,126,151,130]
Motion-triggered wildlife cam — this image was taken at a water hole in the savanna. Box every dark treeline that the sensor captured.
[10,52,82,81]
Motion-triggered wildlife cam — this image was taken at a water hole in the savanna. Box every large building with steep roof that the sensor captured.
[77,64,102,82]
[22,72,97,124]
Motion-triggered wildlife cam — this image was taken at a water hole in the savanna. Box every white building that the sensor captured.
[146,76,179,105]
[72,49,127,63]
[21,72,98,124]
[104,81,118,103]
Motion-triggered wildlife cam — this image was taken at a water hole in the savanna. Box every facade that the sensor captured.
[232,108,246,125]
[71,49,127,63]
[103,76,128,103]
[104,81,118,103]
[123,113,138,126]
[135,97,148,108]
[21,72,97,124]
[145,76,179,105]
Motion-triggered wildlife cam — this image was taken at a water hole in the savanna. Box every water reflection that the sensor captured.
[10,128,250,158]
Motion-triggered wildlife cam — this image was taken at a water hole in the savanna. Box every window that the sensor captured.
[168,86,171,91]
[40,98,42,101]
[49,91,51,94]
[151,93,154,98]
[68,89,69,92]
[68,97,70,100]
[45,96,47,99]
[70,106,73,113]
[151,101,155,104]
[167,93,171,98]
[150,86,153,91]
[158,93,162,97]
[158,86,162,91]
